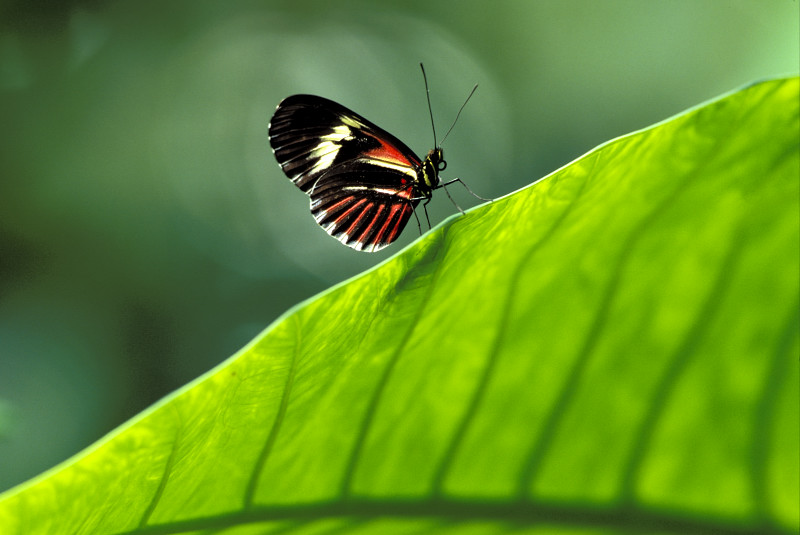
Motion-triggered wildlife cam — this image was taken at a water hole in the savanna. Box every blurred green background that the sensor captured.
[0,0,797,493]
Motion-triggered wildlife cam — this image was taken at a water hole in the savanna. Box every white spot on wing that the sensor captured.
[308,125,353,176]
[341,116,365,128]
[341,185,413,199]
[354,158,417,178]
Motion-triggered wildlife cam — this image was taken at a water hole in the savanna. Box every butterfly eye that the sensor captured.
[438,160,447,172]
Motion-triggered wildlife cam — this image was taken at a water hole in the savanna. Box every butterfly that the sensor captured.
[268,64,486,252]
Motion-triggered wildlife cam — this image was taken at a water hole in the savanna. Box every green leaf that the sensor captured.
[1,77,797,535]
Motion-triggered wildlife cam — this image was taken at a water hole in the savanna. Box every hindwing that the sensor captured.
[308,160,419,252]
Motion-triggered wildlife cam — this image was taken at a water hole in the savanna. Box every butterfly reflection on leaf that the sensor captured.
[268,64,488,252]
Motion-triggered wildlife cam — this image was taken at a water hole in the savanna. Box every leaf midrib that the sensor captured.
[119,498,793,535]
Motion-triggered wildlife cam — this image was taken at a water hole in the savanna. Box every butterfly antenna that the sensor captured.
[440,84,478,147]
[420,63,438,148]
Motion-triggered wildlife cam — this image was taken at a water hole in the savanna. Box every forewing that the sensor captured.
[310,161,419,252]
[268,94,422,192]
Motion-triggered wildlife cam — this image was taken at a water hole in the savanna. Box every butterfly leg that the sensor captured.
[439,177,492,202]
[411,204,423,235]
[422,198,433,230]
[441,183,465,214]
[410,195,435,232]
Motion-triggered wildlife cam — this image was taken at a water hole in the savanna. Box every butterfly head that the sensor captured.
[421,147,446,192]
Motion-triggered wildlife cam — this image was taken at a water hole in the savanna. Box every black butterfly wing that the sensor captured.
[269,95,423,252]
[308,160,419,252]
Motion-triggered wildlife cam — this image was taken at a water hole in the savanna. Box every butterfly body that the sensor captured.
[269,94,446,252]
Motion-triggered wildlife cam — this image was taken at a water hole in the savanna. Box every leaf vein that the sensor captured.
[243,315,303,508]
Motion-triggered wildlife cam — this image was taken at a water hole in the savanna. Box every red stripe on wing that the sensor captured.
[395,185,416,200]
[357,202,411,251]
[386,204,413,243]
[331,197,368,224]
[364,133,422,168]
[386,204,414,243]
[344,202,377,239]
[354,204,386,247]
